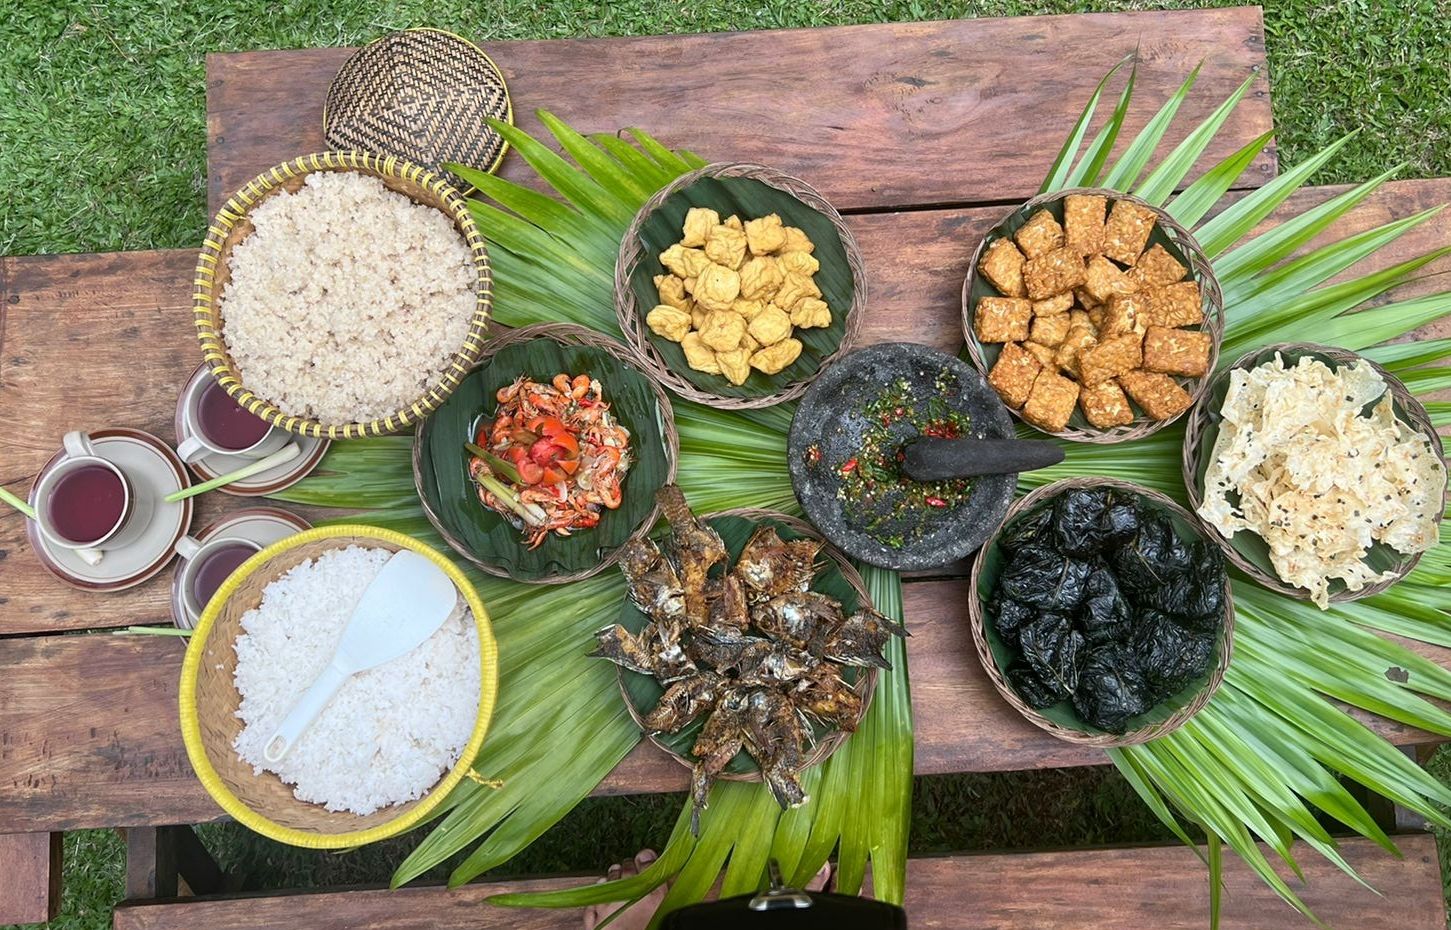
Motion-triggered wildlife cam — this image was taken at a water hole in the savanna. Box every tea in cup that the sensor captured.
[175,534,262,617]
[177,376,287,463]
[34,431,154,554]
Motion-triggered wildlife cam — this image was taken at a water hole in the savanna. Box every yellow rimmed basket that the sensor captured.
[178,524,499,849]
[193,151,493,440]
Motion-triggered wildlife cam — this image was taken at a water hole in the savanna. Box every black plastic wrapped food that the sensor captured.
[989,593,1037,648]
[1007,663,1063,709]
[998,545,1093,612]
[1017,612,1085,699]
[1080,567,1131,645]
[1133,610,1216,699]
[999,506,1053,555]
[1053,489,1111,557]
[1073,643,1153,733]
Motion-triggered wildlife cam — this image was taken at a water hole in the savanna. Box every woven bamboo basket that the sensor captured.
[194,151,493,440]
[619,509,879,781]
[1182,342,1448,603]
[177,525,498,848]
[967,477,1234,747]
[962,188,1224,443]
[413,323,680,584]
[616,163,867,409]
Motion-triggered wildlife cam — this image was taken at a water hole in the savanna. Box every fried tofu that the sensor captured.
[1102,292,1150,337]
[1063,194,1108,255]
[987,342,1043,409]
[1023,247,1087,300]
[1119,369,1193,421]
[1079,331,1143,386]
[1023,340,1058,368]
[974,296,1034,343]
[1141,326,1211,377]
[1083,255,1137,304]
[1029,312,1071,347]
[1102,199,1157,265]
[1145,281,1204,328]
[1033,292,1074,317]
[1015,209,1065,259]
[1022,369,1080,432]
[1054,325,1098,378]
[1079,380,1135,429]
[1128,243,1188,288]
[979,238,1028,297]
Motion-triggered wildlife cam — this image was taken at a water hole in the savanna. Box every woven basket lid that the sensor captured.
[324,28,512,187]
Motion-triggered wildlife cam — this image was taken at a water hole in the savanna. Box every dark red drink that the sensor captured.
[190,543,257,608]
[46,464,126,544]
[197,379,271,451]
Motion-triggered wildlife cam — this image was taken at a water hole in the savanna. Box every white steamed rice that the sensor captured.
[219,170,476,425]
[232,545,480,815]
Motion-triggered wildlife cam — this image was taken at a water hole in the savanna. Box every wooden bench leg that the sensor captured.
[122,826,226,900]
[0,832,62,924]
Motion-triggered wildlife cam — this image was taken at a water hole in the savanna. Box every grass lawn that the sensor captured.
[3,1,1449,927]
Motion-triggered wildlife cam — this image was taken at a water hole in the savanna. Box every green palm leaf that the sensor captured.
[1099,63,1201,192]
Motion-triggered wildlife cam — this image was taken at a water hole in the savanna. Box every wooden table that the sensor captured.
[2,6,1448,926]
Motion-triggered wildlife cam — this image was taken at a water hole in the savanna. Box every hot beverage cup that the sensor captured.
[175,534,262,617]
[34,431,154,554]
[176,375,288,463]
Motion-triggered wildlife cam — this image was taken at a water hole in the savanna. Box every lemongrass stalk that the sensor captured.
[0,486,36,520]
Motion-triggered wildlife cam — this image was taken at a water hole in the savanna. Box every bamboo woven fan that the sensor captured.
[324,28,513,187]
[1182,342,1449,604]
[413,323,680,585]
[177,525,498,849]
[967,477,1233,748]
[962,188,1224,444]
[615,510,879,780]
[616,163,867,409]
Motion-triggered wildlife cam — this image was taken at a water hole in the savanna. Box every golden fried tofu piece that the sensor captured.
[1128,243,1188,288]
[1023,341,1058,368]
[778,250,820,276]
[1029,312,1071,348]
[744,213,787,255]
[1022,369,1081,433]
[1063,194,1108,255]
[775,271,822,310]
[1054,325,1098,378]
[739,255,784,301]
[779,226,814,254]
[1079,331,1143,386]
[681,332,722,374]
[1102,293,1150,337]
[979,238,1027,297]
[660,244,711,279]
[724,215,744,231]
[791,297,832,329]
[1102,199,1157,265]
[654,274,692,312]
[1142,326,1211,377]
[1145,281,1204,328]
[1023,247,1087,301]
[1119,369,1193,421]
[732,298,767,321]
[716,347,751,386]
[1079,380,1135,429]
[682,275,697,295]
[750,337,803,375]
[973,296,1033,343]
[691,305,709,330]
[699,310,747,352]
[705,224,749,270]
[748,305,794,346]
[739,331,761,353]
[987,342,1042,409]
[1083,255,1137,304]
[646,304,692,342]
[694,263,742,312]
[1033,292,1074,317]
[1015,209,1065,259]
[681,207,720,247]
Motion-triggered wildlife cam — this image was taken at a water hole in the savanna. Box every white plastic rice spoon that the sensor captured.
[263,549,458,763]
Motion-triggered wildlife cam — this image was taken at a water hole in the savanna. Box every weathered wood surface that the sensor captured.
[0,832,61,925]
[205,8,1276,216]
[111,835,1446,930]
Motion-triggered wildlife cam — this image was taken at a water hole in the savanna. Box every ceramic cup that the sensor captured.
[34,430,154,554]
[176,375,288,463]
[175,534,262,617]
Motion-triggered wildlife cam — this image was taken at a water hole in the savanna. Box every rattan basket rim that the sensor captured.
[617,507,880,782]
[411,322,681,585]
[193,150,493,441]
[960,186,1224,444]
[966,477,1234,748]
[1181,341,1449,604]
[614,162,867,410]
[177,524,499,848]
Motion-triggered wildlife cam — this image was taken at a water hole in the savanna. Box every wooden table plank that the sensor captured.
[205,8,1276,216]
[3,179,1449,636]
[111,836,1445,930]
[0,832,61,925]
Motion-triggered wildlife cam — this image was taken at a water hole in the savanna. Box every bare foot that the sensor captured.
[582,853,832,929]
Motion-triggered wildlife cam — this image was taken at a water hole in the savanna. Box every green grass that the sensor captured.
[2,0,1448,926]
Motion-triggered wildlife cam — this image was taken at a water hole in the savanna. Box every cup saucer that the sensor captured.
[170,507,311,629]
[27,428,194,592]
[175,363,329,496]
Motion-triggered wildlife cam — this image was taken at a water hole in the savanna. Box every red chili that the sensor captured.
[925,496,948,508]
[840,457,858,475]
